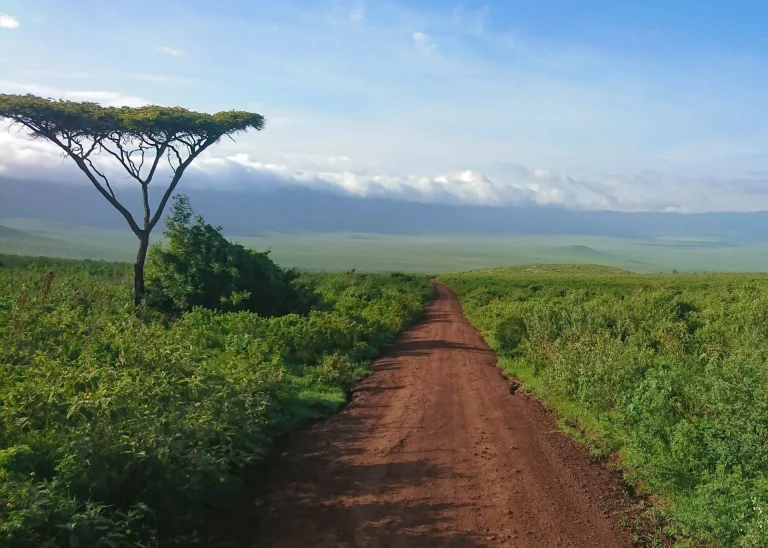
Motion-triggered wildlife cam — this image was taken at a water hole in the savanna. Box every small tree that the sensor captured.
[0,94,264,306]
[146,195,312,316]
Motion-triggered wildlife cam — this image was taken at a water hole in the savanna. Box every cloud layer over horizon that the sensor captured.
[3,127,768,214]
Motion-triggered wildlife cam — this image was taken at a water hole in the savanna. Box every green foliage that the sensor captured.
[0,258,432,546]
[495,315,527,356]
[0,94,265,142]
[441,265,768,546]
[0,254,126,274]
[145,196,312,316]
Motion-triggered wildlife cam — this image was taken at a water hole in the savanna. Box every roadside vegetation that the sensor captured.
[0,198,433,547]
[442,265,768,546]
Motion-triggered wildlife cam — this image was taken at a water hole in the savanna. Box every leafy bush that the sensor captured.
[303,354,359,392]
[495,315,527,355]
[442,266,768,546]
[0,258,432,547]
[146,195,313,316]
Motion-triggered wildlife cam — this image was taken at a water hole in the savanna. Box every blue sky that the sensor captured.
[2,0,768,212]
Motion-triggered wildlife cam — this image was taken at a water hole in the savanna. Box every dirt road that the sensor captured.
[221,282,635,547]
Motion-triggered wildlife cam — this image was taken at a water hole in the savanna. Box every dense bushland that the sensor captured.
[442,265,768,547]
[0,241,431,545]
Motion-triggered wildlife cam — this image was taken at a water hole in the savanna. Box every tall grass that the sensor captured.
[0,261,432,547]
[442,265,768,546]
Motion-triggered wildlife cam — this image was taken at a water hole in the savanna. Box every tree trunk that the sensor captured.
[134,231,150,307]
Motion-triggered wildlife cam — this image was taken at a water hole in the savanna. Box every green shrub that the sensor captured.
[146,195,313,316]
[303,354,358,392]
[495,314,527,355]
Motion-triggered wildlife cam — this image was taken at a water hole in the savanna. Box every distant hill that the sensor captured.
[0,224,42,240]
[461,264,635,278]
[4,176,768,243]
[0,223,75,256]
[552,245,608,257]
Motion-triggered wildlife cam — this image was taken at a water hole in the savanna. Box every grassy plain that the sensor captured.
[5,217,768,273]
[441,265,768,546]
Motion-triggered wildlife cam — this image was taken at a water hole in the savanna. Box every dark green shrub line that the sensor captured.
[441,266,768,547]
[0,240,432,545]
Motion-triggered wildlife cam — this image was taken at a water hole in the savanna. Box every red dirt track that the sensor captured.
[226,282,635,547]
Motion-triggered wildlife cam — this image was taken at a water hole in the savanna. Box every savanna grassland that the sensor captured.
[0,222,433,545]
[8,216,768,274]
[441,265,768,547]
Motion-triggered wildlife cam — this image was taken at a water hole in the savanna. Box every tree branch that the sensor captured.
[141,184,151,227]
[144,142,168,186]
[82,139,100,159]
[20,122,144,235]
[135,144,147,175]
[99,137,143,183]
[83,156,116,199]
[148,137,216,231]
[167,143,184,172]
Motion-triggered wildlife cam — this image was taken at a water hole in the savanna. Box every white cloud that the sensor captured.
[0,80,147,107]
[4,128,768,213]
[0,13,19,29]
[451,5,490,36]
[412,32,436,53]
[321,1,365,26]
[0,133,67,173]
[66,91,148,107]
[156,46,183,57]
[125,73,196,85]
[217,152,501,204]
[273,152,356,170]
[185,152,768,213]
[349,0,365,23]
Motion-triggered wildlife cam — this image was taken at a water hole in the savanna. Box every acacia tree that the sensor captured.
[0,94,265,306]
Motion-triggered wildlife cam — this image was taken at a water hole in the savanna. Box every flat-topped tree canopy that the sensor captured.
[0,93,265,306]
[0,93,264,142]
